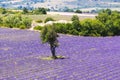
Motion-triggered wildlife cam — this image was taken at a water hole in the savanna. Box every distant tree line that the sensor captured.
[22,7,47,14]
[34,9,120,36]
[0,7,47,15]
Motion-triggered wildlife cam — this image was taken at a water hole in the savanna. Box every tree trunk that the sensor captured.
[50,44,57,59]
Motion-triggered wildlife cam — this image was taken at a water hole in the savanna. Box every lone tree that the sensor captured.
[41,25,59,59]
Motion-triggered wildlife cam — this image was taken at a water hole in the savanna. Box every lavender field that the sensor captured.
[0,28,120,80]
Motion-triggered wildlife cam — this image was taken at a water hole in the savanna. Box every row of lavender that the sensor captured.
[0,28,120,80]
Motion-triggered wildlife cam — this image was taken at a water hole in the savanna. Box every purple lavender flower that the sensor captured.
[0,28,120,80]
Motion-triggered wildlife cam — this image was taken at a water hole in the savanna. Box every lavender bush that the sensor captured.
[0,28,120,80]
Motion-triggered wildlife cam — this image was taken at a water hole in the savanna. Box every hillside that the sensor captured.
[0,0,120,11]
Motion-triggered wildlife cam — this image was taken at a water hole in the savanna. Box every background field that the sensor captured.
[24,12,96,21]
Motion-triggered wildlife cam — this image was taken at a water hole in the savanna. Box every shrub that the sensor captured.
[96,9,120,36]
[36,20,43,23]
[19,25,26,29]
[53,23,67,34]
[32,8,47,14]
[23,7,29,14]
[113,19,120,35]
[2,14,32,29]
[72,20,81,31]
[75,10,82,13]
[0,8,7,14]
[71,15,81,32]
[71,15,79,21]
[21,17,32,29]
[81,18,105,36]
[0,16,3,26]
[44,17,54,23]
[34,26,43,30]
[3,15,15,28]
[68,29,79,35]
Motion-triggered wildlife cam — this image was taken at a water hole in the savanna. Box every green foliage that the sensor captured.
[0,16,3,26]
[41,25,58,44]
[68,29,79,35]
[41,25,59,59]
[71,15,79,21]
[32,8,47,14]
[63,7,74,12]
[21,17,32,29]
[23,7,29,14]
[80,19,105,36]
[96,9,120,36]
[113,19,120,35]
[53,23,74,34]
[32,9,120,37]
[2,14,32,29]
[44,17,54,23]
[75,10,82,13]
[0,7,47,15]
[72,19,81,31]
[53,23,66,33]
[34,26,43,30]
[19,25,26,29]
[96,12,109,24]
[71,15,81,31]
[3,15,15,28]
[36,19,43,23]
[51,10,120,36]
[0,8,22,14]
[0,7,7,14]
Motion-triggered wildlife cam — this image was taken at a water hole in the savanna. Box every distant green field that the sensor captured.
[23,13,96,21]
